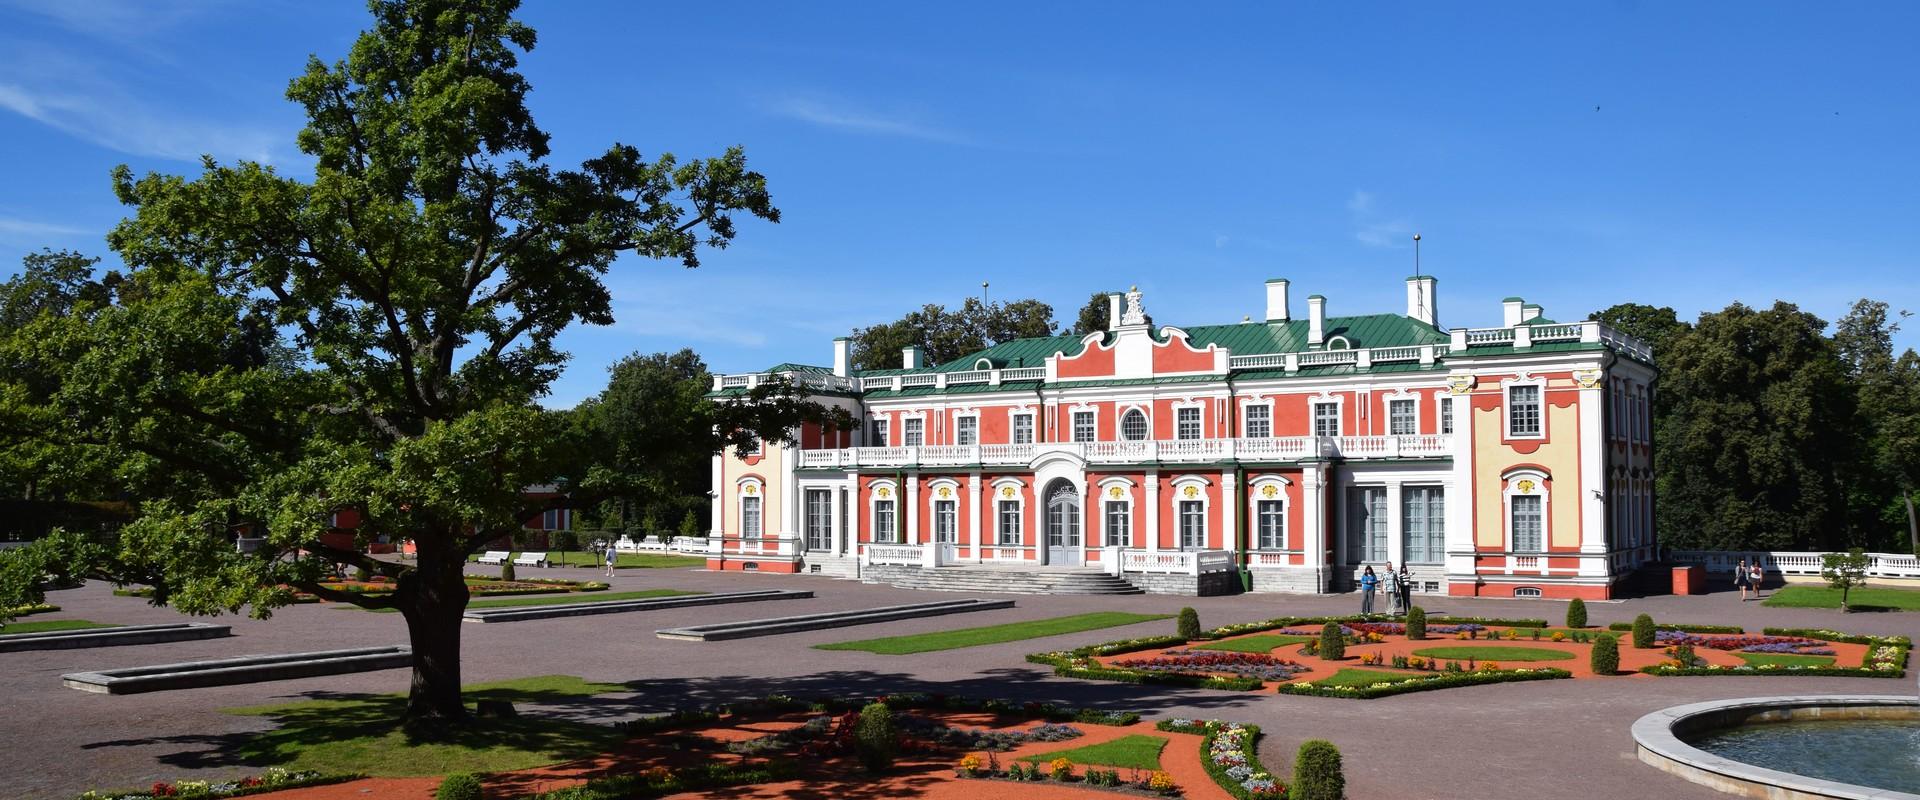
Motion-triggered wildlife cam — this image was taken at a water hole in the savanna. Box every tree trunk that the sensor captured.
[398,551,471,732]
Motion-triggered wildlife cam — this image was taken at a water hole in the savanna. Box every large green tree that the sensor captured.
[0,0,811,728]
[1833,299,1920,552]
[0,250,124,507]
[848,297,1057,371]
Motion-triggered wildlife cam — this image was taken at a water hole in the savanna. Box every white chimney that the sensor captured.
[1307,294,1326,346]
[902,345,920,369]
[1405,275,1438,327]
[1265,278,1290,322]
[1502,297,1525,327]
[1522,303,1543,323]
[832,337,850,377]
[1107,293,1123,331]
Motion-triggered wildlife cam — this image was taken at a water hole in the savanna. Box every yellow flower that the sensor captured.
[1148,771,1178,791]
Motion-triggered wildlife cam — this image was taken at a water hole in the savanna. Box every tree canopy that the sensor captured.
[0,0,814,728]
[1071,290,1149,335]
[848,297,1057,371]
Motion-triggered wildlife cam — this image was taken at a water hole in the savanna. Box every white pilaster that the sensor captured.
[829,481,845,556]
[1578,374,1610,565]
[709,452,724,536]
[781,447,799,537]
[967,472,982,562]
[905,473,920,546]
[1220,470,1238,553]
[844,472,860,555]
[1385,480,1405,567]
[1445,390,1478,586]
[1145,469,1161,552]
[1302,463,1326,590]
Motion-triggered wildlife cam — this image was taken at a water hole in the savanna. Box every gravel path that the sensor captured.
[4,566,1911,800]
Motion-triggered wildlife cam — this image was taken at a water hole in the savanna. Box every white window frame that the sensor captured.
[1241,398,1273,439]
[991,478,1026,546]
[1503,377,1546,440]
[804,488,833,550]
[1384,391,1419,436]
[1439,395,1454,434]
[954,412,979,446]
[1503,469,1550,553]
[1401,484,1445,564]
[868,479,901,544]
[871,417,889,447]
[1010,411,1035,445]
[1070,407,1098,443]
[1173,402,1205,440]
[1097,477,1135,548]
[1170,476,1211,550]
[1119,405,1151,442]
[1248,475,1291,551]
[902,415,926,447]
[1346,484,1388,563]
[1311,395,1344,437]
[933,498,958,544]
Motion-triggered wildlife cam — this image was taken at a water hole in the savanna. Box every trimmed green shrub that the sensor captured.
[1632,614,1656,649]
[1177,607,1202,640]
[679,510,701,539]
[854,702,897,772]
[437,773,483,800]
[1291,739,1345,800]
[1406,606,1427,640]
[1319,621,1345,661]
[1565,598,1587,629]
[1590,631,1620,675]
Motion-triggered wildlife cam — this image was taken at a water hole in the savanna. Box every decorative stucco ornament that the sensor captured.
[1121,285,1148,326]
[1447,373,1477,395]
[1573,368,1603,389]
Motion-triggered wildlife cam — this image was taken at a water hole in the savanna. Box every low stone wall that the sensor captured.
[1249,567,1323,594]
[1123,570,1240,596]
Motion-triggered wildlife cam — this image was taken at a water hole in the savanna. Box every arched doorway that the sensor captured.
[1044,479,1083,566]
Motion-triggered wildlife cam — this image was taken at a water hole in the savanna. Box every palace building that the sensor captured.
[704,276,1656,599]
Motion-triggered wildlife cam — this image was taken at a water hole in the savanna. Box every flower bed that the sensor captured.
[531,760,801,799]
[1158,719,1283,799]
[1650,631,1830,653]
[1112,650,1311,682]
[1277,667,1572,699]
[620,691,1139,735]
[77,769,352,800]
[1607,621,1744,634]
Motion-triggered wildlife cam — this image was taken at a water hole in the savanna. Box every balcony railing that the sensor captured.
[1671,549,1920,580]
[794,435,1453,469]
[1121,549,1235,576]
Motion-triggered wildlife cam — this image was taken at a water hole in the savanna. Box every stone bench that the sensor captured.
[463,589,813,623]
[476,550,511,565]
[0,622,231,653]
[655,598,1016,641]
[62,645,412,694]
[512,553,546,568]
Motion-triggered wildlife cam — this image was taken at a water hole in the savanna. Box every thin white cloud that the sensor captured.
[763,94,971,145]
[1347,189,1414,249]
[1347,190,1374,214]
[0,216,91,239]
[0,80,280,163]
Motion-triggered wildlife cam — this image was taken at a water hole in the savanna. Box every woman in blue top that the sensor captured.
[1359,566,1379,614]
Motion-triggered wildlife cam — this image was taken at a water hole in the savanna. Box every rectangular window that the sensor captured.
[1508,385,1542,438]
[1256,499,1285,550]
[741,434,762,456]
[1511,494,1543,552]
[1347,487,1386,562]
[805,489,833,550]
[740,497,761,540]
[1176,406,1203,440]
[903,417,924,446]
[1440,398,1454,434]
[1072,411,1096,443]
[872,418,889,447]
[1179,500,1206,550]
[1402,486,1445,564]
[1389,399,1416,435]
[997,499,1022,545]
[934,499,957,543]
[542,509,567,530]
[1243,404,1271,439]
[955,416,978,446]
[873,499,896,543]
[1104,500,1132,547]
[1313,402,1340,437]
[1011,413,1034,444]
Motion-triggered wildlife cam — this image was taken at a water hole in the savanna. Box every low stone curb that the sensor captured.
[656,598,1016,641]
[62,645,412,694]
[1631,694,1920,799]
[0,622,231,652]
[461,589,813,623]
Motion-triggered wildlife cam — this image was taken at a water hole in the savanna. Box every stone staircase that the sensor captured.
[863,564,1144,595]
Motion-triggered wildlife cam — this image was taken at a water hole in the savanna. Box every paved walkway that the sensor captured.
[3,566,1912,800]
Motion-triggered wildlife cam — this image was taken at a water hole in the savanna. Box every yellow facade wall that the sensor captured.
[1471,377,1583,550]
[717,443,786,537]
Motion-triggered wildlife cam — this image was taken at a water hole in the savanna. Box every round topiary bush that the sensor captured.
[1318,621,1345,661]
[1406,606,1427,640]
[854,702,898,772]
[1176,607,1202,640]
[1291,739,1345,800]
[1590,631,1620,675]
[1566,597,1588,629]
[436,773,482,800]
[1631,613,1656,649]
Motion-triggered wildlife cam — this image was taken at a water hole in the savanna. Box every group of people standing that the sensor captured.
[1358,562,1414,616]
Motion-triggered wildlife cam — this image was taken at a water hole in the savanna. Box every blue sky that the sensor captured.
[2,1,1916,407]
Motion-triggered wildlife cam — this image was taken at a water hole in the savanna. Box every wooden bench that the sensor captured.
[476,550,511,565]
[512,552,546,569]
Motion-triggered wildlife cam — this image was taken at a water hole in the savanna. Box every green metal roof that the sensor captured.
[1178,314,1447,355]
[764,362,833,375]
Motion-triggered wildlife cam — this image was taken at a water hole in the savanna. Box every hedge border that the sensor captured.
[529,759,801,800]
[1156,720,1276,800]
[1606,622,1745,634]
[1275,667,1572,699]
[617,691,1141,735]
[1639,664,1906,678]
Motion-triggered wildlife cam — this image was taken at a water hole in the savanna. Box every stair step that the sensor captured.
[865,566,1144,595]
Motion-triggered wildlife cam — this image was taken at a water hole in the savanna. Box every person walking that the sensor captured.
[1382,561,1403,616]
[1397,562,1414,614]
[1359,566,1379,615]
[1748,561,1766,600]
[1734,558,1751,601]
[603,540,619,577]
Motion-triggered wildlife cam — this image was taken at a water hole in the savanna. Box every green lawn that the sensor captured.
[813,612,1172,655]
[222,675,630,776]
[357,588,701,613]
[473,551,704,569]
[1316,668,1424,688]
[1193,634,1315,654]
[1735,652,1837,668]
[1762,585,1920,612]
[1411,646,1575,662]
[1019,734,1167,770]
[0,619,117,636]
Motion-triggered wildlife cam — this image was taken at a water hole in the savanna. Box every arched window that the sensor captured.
[1121,408,1149,441]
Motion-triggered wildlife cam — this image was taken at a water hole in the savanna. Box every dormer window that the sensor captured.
[1326,335,1352,350]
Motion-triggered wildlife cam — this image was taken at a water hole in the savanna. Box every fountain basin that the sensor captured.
[1633,695,1920,799]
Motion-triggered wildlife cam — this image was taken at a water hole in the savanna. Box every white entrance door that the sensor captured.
[933,499,959,562]
[1045,482,1083,566]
